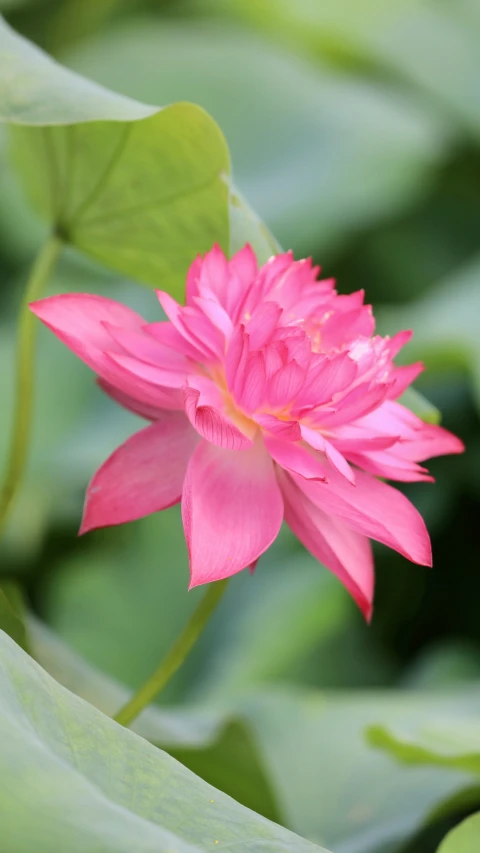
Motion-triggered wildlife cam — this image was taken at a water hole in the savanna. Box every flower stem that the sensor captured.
[0,233,62,538]
[114,578,230,727]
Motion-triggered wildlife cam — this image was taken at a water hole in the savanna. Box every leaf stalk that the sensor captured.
[0,233,62,537]
[114,578,230,727]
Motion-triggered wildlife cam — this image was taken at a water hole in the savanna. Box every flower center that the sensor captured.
[209,365,259,439]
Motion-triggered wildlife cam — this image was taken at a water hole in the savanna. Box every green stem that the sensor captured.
[0,233,62,538]
[114,578,230,727]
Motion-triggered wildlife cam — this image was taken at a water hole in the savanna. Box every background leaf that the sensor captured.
[222,0,480,137]
[0,584,28,650]
[368,711,480,776]
[64,17,448,258]
[378,256,480,414]
[437,812,480,853]
[238,690,478,853]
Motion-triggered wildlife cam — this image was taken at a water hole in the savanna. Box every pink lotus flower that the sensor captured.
[30,245,463,619]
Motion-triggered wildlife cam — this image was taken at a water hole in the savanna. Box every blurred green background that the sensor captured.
[0,2,479,852]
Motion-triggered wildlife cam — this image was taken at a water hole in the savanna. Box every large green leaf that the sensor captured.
[31,619,478,853]
[0,628,329,853]
[0,16,230,293]
[64,18,447,257]
[437,812,480,853]
[0,127,46,261]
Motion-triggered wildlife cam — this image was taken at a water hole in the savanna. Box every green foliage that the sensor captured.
[65,17,447,257]
[0,15,231,294]
[0,3,479,853]
[0,628,329,853]
[0,259,142,557]
[368,707,480,776]
[41,516,353,700]
[222,0,480,138]
[29,617,480,853]
[235,690,474,853]
[0,583,28,651]
[378,257,480,414]
[437,812,480,853]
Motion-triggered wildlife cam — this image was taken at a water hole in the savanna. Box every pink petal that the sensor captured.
[261,255,321,315]
[279,469,374,620]
[387,329,413,358]
[193,295,233,338]
[292,467,432,566]
[246,302,283,349]
[182,439,283,586]
[225,324,249,394]
[324,441,356,484]
[30,293,143,377]
[30,294,145,363]
[147,321,203,362]
[228,244,258,320]
[333,290,366,311]
[97,379,181,418]
[346,450,434,483]
[198,243,229,305]
[185,254,203,304]
[387,363,424,399]
[277,327,311,371]
[395,423,465,462]
[300,425,355,484]
[256,252,294,296]
[358,402,465,462]
[157,291,222,361]
[353,401,420,439]
[263,341,285,380]
[254,413,301,441]
[286,280,334,322]
[321,304,375,349]
[184,376,254,450]
[295,352,357,409]
[103,323,189,370]
[331,424,400,452]
[236,352,267,413]
[80,412,198,533]
[30,293,180,410]
[266,360,305,409]
[265,435,328,480]
[229,244,257,287]
[107,351,188,388]
[318,382,389,427]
